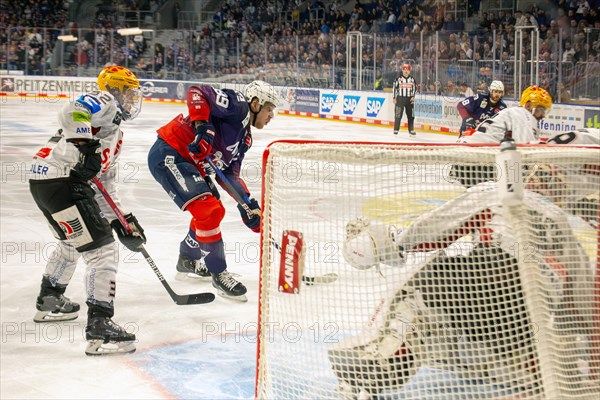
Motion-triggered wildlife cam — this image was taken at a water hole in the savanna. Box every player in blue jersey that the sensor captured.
[457,80,507,138]
[147,81,282,302]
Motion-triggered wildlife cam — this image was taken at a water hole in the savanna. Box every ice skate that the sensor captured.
[212,270,247,302]
[33,293,80,322]
[409,130,416,136]
[85,316,136,356]
[175,254,211,281]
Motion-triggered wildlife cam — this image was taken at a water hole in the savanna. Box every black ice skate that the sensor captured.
[212,271,248,302]
[33,294,80,322]
[175,254,211,281]
[85,317,136,356]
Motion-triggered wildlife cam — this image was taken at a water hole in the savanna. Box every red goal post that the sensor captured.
[256,141,600,399]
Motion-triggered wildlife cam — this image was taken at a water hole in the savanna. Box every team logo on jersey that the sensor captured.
[321,94,337,113]
[59,218,82,236]
[480,99,488,108]
[366,97,385,117]
[343,95,360,115]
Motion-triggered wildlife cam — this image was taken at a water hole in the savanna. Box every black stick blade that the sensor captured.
[302,273,339,286]
[176,292,216,305]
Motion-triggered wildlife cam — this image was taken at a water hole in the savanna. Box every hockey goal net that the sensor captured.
[256,141,600,399]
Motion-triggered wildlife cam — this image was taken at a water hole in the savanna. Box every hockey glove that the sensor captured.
[238,198,261,233]
[70,139,102,181]
[111,213,146,252]
[461,117,476,132]
[188,122,215,164]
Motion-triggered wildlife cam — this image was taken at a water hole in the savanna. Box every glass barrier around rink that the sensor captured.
[2,27,598,104]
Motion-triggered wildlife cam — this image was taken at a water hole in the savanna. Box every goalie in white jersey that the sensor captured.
[29,66,144,355]
[331,181,595,398]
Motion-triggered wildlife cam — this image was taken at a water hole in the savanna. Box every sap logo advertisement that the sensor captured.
[343,95,360,115]
[321,93,338,113]
[366,97,385,117]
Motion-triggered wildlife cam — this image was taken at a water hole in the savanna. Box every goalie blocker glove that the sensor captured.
[110,213,146,252]
[238,198,261,232]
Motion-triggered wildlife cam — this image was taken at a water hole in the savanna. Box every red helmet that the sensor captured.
[402,63,411,71]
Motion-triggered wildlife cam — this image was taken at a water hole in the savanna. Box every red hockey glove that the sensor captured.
[188,122,215,164]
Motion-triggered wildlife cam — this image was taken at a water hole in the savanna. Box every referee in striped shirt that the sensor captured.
[393,63,417,136]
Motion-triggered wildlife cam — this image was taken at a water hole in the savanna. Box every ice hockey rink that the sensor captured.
[0,97,455,399]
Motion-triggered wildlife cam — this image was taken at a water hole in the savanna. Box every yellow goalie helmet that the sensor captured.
[97,66,142,120]
[519,86,552,115]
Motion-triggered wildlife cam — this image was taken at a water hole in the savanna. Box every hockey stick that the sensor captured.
[204,158,339,285]
[270,240,339,285]
[92,177,215,305]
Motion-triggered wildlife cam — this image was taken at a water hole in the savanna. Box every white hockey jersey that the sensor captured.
[457,106,539,144]
[29,91,127,214]
[543,128,600,145]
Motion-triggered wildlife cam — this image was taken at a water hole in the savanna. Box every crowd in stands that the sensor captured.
[0,0,69,74]
[1,0,599,101]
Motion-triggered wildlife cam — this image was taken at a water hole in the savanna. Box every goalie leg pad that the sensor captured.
[328,339,415,398]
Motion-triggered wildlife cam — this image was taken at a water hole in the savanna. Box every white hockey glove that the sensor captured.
[343,218,403,270]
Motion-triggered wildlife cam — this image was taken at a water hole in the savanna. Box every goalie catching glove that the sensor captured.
[343,217,404,269]
[238,198,261,232]
[188,122,215,164]
[111,213,146,252]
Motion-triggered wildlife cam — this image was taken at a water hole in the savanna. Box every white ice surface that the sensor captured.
[0,97,453,399]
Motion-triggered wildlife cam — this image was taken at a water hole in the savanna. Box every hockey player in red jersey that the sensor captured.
[29,66,144,355]
[147,81,282,302]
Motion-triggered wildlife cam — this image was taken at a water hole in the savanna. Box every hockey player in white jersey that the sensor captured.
[457,85,553,144]
[452,86,554,188]
[331,180,595,398]
[543,127,600,145]
[29,66,144,355]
